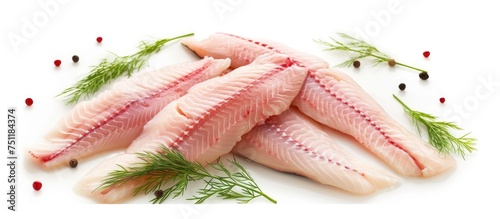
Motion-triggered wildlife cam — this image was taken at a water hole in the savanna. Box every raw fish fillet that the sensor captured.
[183,33,455,177]
[28,58,231,168]
[293,68,455,177]
[182,32,329,70]
[233,107,400,194]
[75,53,307,203]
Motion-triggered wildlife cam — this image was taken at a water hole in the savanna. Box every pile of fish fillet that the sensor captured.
[27,33,455,203]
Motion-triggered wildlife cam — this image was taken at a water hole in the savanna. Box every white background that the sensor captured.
[1,0,499,218]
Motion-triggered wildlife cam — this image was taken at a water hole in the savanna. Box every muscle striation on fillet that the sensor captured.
[75,53,308,203]
[28,58,231,168]
[182,33,456,177]
[233,107,400,194]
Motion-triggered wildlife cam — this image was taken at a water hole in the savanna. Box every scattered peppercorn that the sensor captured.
[25,98,34,106]
[96,37,103,43]
[423,51,430,58]
[69,159,78,168]
[72,55,79,63]
[439,97,446,103]
[54,59,62,67]
[419,71,429,80]
[154,190,164,198]
[33,181,42,191]
[398,83,406,91]
[388,59,396,67]
[353,60,361,68]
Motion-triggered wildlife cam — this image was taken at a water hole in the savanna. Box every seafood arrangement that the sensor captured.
[27,33,458,203]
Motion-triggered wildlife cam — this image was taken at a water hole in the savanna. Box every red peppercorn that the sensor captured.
[96,37,103,43]
[439,97,445,103]
[25,98,33,106]
[33,181,42,191]
[54,59,61,67]
[423,51,430,58]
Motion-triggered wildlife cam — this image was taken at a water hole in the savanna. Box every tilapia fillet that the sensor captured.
[233,107,400,194]
[75,53,307,203]
[294,68,455,177]
[182,33,455,177]
[28,58,230,168]
[183,32,329,70]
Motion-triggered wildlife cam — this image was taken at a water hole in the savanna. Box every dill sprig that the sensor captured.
[317,33,426,72]
[97,145,276,204]
[57,33,194,105]
[393,95,476,158]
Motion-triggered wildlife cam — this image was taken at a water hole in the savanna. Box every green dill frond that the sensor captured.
[57,33,194,105]
[97,145,276,204]
[317,33,426,73]
[393,94,477,159]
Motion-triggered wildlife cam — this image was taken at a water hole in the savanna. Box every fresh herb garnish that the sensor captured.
[317,33,426,73]
[97,146,276,204]
[393,94,476,158]
[57,33,194,105]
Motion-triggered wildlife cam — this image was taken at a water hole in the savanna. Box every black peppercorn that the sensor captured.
[69,159,78,168]
[353,60,360,68]
[72,55,79,63]
[398,83,406,91]
[154,190,164,198]
[419,72,429,80]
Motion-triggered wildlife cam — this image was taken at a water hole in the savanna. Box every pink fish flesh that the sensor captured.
[182,33,455,177]
[75,53,307,203]
[233,107,400,194]
[28,58,230,168]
